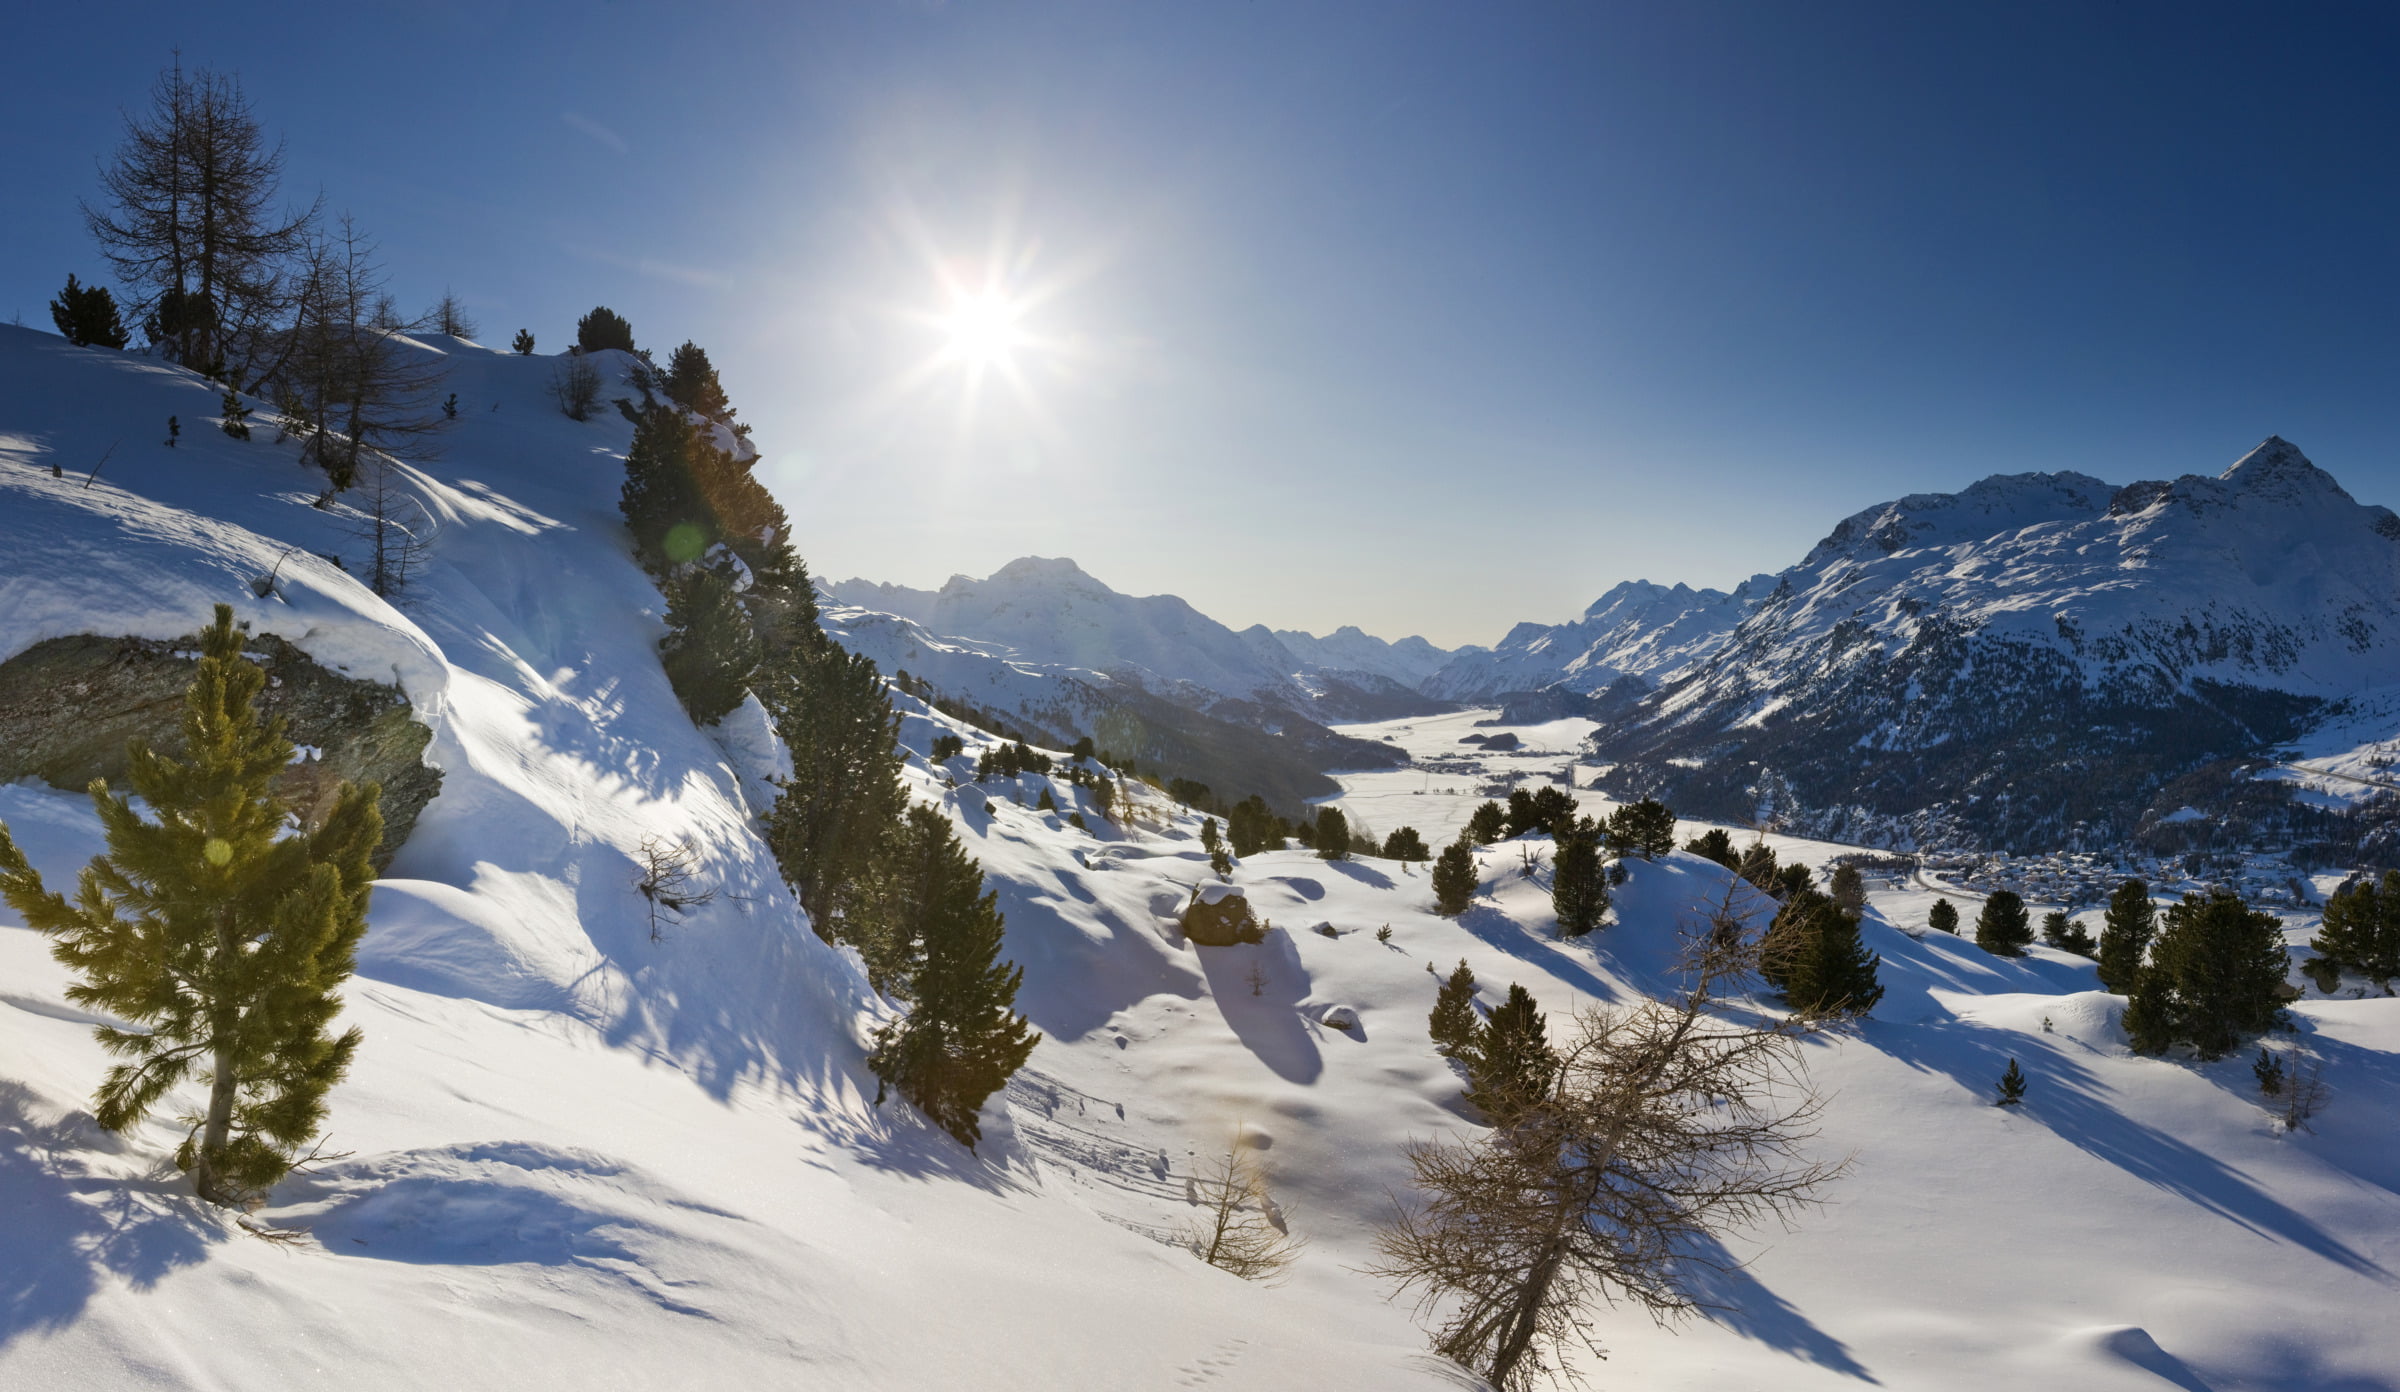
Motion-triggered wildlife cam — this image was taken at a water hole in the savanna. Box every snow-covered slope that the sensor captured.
[5,326,2399,1391]
[0,326,1454,1389]
[1422,577,1768,701]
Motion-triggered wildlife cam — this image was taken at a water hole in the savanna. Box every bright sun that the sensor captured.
[942,291,1021,365]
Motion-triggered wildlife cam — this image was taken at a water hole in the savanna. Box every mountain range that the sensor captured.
[833,438,2400,852]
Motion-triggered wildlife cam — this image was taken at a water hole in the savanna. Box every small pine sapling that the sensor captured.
[1070,812,1090,833]
[218,390,252,440]
[511,328,535,355]
[1036,788,1057,812]
[1210,846,1233,877]
[1432,839,1476,917]
[1927,898,1959,934]
[1428,959,1478,1056]
[0,605,381,1206]
[1996,1058,2027,1106]
[2253,1047,2285,1097]
[442,392,459,420]
[165,414,179,447]
[1377,924,1394,945]
[1247,961,1269,997]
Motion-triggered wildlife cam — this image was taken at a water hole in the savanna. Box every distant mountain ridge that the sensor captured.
[1581,438,2400,849]
[820,558,1434,805]
[824,559,1460,721]
[1420,577,1772,701]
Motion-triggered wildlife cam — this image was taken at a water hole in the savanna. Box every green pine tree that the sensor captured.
[1683,827,1737,869]
[1770,891,1885,1017]
[762,643,905,937]
[1466,801,1506,845]
[619,404,712,569]
[1314,805,1349,862]
[1927,897,1959,934]
[1996,1058,2027,1106]
[2310,876,2390,987]
[1829,864,1868,917]
[1550,822,1608,937]
[1382,826,1430,862]
[659,565,763,726]
[0,605,381,1206]
[2148,890,2290,1060]
[2121,967,2179,1055]
[2096,879,2156,993]
[1432,839,1476,917]
[1428,959,1479,1057]
[1463,984,1557,1124]
[1605,797,1677,859]
[511,328,535,355]
[663,340,735,421]
[866,806,1040,1150]
[50,273,131,349]
[576,305,636,353]
[1975,890,2034,956]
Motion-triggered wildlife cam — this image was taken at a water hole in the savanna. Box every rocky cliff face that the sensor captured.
[0,631,441,868]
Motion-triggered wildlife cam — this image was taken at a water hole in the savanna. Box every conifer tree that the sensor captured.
[2143,890,2289,1060]
[1606,798,1677,859]
[1975,890,2033,956]
[2120,967,2178,1055]
[1466,801,1507,845]
[1314,806,1349,862]
[762,643,905,935]
[1683,827,1737,869]
[1464,984,1557,1124]
[866,805,1040,1149]
[1429,959,1479,1057]
[1829,864,1867,917]
[576,305,635,353]
[2311,872,2400,988]
[1927,897,1959,935]
[1433,839,1477,917]
[1995,1058,2027,1106]
[1551,822,1608,937]
[0,605,380,1205]
[663,340,735,421]
[1767,891,1884,1017]
[658,565,762,726]
[50,274,131,348]
[2096,879,2156,993]
[511,328,535,355]
[1383,826,1430,862]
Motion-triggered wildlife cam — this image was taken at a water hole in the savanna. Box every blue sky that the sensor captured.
[5,2,2399,648]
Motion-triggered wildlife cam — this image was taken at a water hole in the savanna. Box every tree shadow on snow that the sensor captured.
[1864,1020,2393,1282]
[1680,1230,1879,1381]
[0,1081,216,1347]
[1452,904,1621,1005]
[1195,935,1324,1085]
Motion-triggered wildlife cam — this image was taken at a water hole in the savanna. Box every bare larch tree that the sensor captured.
[1368,886,1843,1390]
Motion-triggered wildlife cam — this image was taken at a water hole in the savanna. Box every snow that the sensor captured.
[4,327,2399,1390]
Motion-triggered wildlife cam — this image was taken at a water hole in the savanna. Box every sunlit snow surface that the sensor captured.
[2,326,2397,1389]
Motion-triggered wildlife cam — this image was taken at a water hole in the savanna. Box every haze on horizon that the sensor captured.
[6,1,2400,649]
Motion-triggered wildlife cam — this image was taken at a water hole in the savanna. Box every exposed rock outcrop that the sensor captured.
[0,632,441,869]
